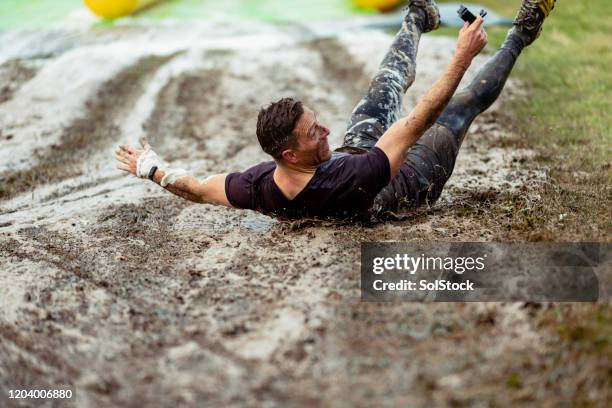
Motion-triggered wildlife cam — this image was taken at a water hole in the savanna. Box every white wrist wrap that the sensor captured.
[160,168,188,187]
[136,149,164,179]
[136,147,188,187]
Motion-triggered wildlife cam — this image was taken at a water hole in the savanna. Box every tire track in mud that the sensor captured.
[38,174,122,204]
[1,199,334,405]
[144,41,369,170]
[144,60,254,166]
[5,198,200,302]
[307,37,370,106]
[144,68,224,156]
[0,59,40,105]
[0,323,81,394]
[0,199,207,367]
[0,198,215,384]
[198,224,396,404]
[0,53,178,201]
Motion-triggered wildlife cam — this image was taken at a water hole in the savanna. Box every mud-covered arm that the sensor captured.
[114,137,232,207]
[376,17,488,178]
[151,170,230,206]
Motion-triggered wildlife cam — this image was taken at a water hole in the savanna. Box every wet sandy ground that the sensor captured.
[0,23,607,407]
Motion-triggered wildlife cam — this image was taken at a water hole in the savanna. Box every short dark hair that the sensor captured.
[256,97,304,159]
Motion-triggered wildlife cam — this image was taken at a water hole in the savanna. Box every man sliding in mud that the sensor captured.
[115,0,556,220]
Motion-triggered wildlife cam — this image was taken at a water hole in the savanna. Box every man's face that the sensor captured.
[287,107,331,166]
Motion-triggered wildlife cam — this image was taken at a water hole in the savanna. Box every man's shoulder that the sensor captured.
[314,147,391,190]
[226,159,276,195]
[319,151,351,170]
[233,160,276,180]
[225,160,277,210]
[318,148,388,175]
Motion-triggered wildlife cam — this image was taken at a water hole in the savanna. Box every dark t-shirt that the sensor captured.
[225,147,391,219]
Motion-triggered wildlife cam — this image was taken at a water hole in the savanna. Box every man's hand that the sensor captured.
[115,137,162,179]
[115,143,142,177]
[114,137,232,207]
[455,16,488,65]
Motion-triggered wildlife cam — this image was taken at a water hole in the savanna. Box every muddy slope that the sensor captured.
[1,24,607,408]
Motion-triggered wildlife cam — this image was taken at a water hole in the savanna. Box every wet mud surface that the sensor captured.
[0,25,608,407]
[0,60,40,105]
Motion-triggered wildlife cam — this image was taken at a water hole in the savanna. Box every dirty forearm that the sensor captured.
[376,20,486,177]
[374,54,473,177]
[151,170,204,204]
[402,55,470,137]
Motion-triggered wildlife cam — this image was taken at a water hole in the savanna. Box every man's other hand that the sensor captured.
[455,16,488,63]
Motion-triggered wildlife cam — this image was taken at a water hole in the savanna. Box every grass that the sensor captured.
[432,7,611,401]
[435,0,611,240]
[0,0,369,29]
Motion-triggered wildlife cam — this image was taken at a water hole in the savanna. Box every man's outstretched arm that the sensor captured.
[376,16,488,177]
[150,171,230,206]
[115,138,232,207]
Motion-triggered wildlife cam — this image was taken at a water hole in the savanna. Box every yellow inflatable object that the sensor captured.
[353,0,402,12]
[84,0,160,19]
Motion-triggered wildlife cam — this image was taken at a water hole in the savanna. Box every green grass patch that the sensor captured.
[0,0,366,29]
[436,0,612,240]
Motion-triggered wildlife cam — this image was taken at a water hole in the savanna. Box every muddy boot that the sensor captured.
[406,0,440,33]
[512,0,556,46]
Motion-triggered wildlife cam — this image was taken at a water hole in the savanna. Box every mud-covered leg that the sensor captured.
[341,2,440,150]
[370,1,557,217]
[436,30,526,145]
[371,30,528,216]
[434,0,557,140]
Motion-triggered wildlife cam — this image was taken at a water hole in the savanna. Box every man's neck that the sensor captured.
[273,161,318,201]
